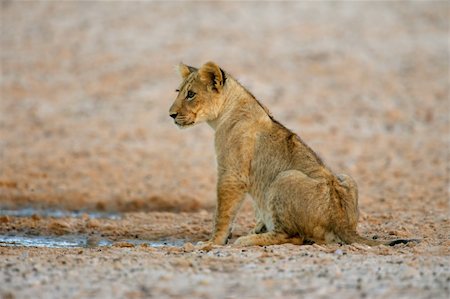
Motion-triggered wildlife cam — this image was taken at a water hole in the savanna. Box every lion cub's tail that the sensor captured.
[336,229,418,246]
[331,175,419,247]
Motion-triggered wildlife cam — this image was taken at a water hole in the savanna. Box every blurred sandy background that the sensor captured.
[1,1,449,299]
[1,1,448,215]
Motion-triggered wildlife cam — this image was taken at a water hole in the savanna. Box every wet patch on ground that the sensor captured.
[0,234,185,249]
[0,208,121,220]
[0,209,214,245]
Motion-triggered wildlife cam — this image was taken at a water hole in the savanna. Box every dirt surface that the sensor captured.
[0,1,449,299]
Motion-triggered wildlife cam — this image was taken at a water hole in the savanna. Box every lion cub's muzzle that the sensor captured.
[169,112,195,127]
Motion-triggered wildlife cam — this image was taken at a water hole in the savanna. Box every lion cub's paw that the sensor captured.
[195,240,213,251]
[195,240,222,251]
[234,236,254,247]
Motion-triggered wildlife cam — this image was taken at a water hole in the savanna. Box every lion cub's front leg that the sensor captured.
[208,177,246,245]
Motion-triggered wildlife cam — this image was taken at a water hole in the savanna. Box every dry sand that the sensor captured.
[0,1,449,298]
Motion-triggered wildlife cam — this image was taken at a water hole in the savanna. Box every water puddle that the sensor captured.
[0,234,184,249]
[0,208,121,220]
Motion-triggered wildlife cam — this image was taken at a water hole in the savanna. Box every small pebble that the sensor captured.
[86,235,100,248]
[113,242,135,248]
[183,242,195,252]
[0,215,10,223]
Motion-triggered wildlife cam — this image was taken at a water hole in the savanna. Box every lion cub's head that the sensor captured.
[169,61,226,127]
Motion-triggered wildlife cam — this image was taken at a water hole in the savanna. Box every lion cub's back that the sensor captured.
[249,123,298,193]
[250,120,327,191]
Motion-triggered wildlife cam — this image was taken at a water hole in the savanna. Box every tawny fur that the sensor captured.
[169,62,408,247]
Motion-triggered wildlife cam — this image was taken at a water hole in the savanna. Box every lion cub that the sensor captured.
[169,61,409,247]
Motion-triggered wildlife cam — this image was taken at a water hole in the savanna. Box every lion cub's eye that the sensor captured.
[186,90,196,100]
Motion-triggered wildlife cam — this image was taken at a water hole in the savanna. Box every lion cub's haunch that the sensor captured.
[169,61,409,247]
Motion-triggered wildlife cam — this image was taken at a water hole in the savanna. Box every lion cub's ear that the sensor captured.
[178,63,197,79]
[199,61,224,92]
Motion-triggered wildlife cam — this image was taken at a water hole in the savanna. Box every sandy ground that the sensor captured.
[0,1,449,298]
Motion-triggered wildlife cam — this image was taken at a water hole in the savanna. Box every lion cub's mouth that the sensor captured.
[174,119,195,128]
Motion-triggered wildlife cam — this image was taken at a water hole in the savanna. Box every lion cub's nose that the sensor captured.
[169,112,178,119]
